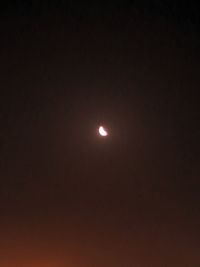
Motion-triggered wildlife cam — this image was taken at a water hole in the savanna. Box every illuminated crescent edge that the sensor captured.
[99,126,108,136]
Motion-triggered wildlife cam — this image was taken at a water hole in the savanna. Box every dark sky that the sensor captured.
[0,1,200,266]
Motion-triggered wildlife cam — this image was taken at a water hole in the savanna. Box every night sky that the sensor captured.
[0,1,200,266]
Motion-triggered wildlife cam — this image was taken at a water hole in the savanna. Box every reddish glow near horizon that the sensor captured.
[98,126,108,137]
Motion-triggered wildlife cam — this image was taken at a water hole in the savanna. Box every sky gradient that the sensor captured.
[0,2,200,266]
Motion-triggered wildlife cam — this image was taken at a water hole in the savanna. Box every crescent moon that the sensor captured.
[99,126,108,136]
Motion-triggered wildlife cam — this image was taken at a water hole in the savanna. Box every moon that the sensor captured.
[98,126,108,137]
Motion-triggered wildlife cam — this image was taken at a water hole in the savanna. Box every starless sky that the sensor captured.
[0,1,200,266]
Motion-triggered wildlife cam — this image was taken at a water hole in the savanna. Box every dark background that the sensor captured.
[0,1,200,266]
